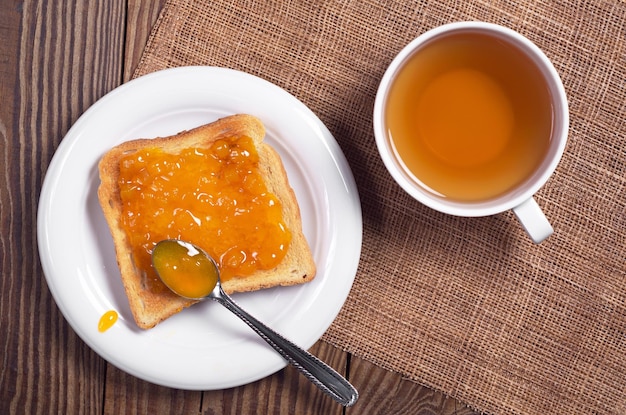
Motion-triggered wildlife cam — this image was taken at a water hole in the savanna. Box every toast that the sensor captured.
[98,114,316,329]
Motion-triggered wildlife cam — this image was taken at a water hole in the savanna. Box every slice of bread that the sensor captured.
[98,114,316,329]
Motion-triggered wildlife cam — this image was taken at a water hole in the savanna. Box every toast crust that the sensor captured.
[98,114,316,329]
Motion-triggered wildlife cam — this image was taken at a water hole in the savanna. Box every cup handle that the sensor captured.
[512,197,553,244]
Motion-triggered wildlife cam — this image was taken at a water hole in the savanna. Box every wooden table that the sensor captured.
[0,1,480,413]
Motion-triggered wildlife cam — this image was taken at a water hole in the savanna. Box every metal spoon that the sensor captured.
[152,239,358,407]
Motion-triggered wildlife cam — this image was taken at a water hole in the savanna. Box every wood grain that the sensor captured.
[1,0,479,413]
[124,0,167,81]
[104,365,203,414]
[1,0,126,413]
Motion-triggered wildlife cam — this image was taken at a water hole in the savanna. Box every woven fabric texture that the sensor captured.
[133,1,626,414]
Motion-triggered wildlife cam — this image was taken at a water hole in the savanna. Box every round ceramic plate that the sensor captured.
[37,66,362,390]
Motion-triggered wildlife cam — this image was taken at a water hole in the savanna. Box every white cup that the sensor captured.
[373,22,569,243]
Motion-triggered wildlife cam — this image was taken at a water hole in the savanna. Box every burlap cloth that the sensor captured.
[132,1,626,414]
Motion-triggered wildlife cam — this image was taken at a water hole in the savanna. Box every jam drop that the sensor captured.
[98,310,118,332]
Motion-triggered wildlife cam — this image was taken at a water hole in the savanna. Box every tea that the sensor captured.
[385,32,553,202]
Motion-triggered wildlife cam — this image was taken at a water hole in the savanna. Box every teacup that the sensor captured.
[373,22,568,243]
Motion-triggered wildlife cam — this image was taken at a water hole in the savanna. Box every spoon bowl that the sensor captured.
[152,239,219,300]
[152,239,358,407]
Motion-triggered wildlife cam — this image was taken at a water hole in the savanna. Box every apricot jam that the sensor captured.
[118,135,292,292]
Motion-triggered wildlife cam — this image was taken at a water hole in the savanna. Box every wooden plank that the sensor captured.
[124,0,167,81]
[0,0,126,414]
[0,30,25,415]
[103,365,202,414]
[346,355,480,415]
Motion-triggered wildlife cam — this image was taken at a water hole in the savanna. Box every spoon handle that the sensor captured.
[212,288,359,407]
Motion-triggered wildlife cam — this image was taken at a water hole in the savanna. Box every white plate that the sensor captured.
[37,67,362,390]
